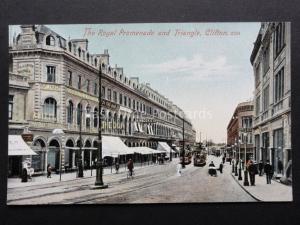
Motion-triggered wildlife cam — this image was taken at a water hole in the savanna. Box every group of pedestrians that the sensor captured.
[239,159,274,186]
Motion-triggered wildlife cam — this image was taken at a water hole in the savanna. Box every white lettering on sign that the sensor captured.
[41,84,60,91]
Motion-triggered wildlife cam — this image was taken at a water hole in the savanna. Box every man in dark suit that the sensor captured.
[264,160,273,184]
[248,160,257,186]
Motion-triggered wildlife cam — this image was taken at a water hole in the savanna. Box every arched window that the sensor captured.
[67,100,74,124]
[94,108,98,128]
[86,105,91,128]
[46,35,55,46]
[102,63,105,68]
[77,103,82,125]
[94,58,97,67]
[43,97,57,120]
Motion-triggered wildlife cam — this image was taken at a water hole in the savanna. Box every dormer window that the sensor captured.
[125,78,127,83]
[94,58,98,67]
[102,63,105,68]
[119,74,122,80]
[46,35,55,46]
[87,53,90,62]
[108,67,111,72]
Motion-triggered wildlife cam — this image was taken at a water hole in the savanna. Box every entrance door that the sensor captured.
[262,132,269,164]
[9,156,22,177]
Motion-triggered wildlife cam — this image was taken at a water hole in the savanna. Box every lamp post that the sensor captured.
[238,138,242,180]
[231,145,235,173]
[52,129,65,182]
[234,143,238,176]
[94,64,108,189]
[243,132,249,186]
[182,117,185,169]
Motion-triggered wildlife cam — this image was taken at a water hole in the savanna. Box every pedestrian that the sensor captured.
[278,159,283,175]
[264,160,273,184]
[115,161,120,174]
[258,160,263,176]
[21,167,28,182]
[222,156,225,164]
[248,160,257,186]
[209,161,215,167]
[177,162,182,176]
[127,159,134,177]
[219,162,223,173]
[229,157,232,165]
[47,164,52,178]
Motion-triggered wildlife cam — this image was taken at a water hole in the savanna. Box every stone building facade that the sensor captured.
[227,101,254,162]
[250,22,291,178]
[9,25,196,175]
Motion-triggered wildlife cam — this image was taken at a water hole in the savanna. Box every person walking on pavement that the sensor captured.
[127,159,134,177]
[47,164,52,178]
[177,162,182,176]
[248,160,257,186]
[258,160,264,176]
[115,161,120,174]
[264,160,273,184]
[278,159,283,175]
[222,156,225,164]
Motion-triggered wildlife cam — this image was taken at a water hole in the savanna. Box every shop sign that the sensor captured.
[41,83,60,91]
[22,133,33,142]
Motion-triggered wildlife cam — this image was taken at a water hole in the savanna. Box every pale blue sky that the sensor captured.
[10,23,261,143]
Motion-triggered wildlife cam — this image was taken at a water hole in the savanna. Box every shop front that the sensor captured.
[8,135,37,177]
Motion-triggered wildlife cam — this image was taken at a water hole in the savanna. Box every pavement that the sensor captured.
[7,161,158,189]
[230,162,293,202]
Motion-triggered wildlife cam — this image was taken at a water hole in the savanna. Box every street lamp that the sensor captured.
[243,132,249,186]
[181,117,185,169]
[94,64,108,189]
[238,138,242,180]
[52,128,65,182]
[234,143,238,176]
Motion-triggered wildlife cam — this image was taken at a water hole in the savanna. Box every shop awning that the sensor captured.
[102,136,135,157]
[157,142,176,153]
[8,135,37,156]
[131,147,155,155]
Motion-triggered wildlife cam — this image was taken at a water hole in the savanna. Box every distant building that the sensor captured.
[250,22,291,178]
[8,25,196,176]
[227,101,254,162]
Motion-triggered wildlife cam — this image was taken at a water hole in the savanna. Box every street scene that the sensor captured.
[7,22,292,204]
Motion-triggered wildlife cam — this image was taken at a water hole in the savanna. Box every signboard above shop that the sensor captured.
[22,133,34,142]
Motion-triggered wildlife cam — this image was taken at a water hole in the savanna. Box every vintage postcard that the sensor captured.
[7,22,292,204]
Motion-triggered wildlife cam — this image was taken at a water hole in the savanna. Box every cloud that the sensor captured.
[139,54,240,81]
